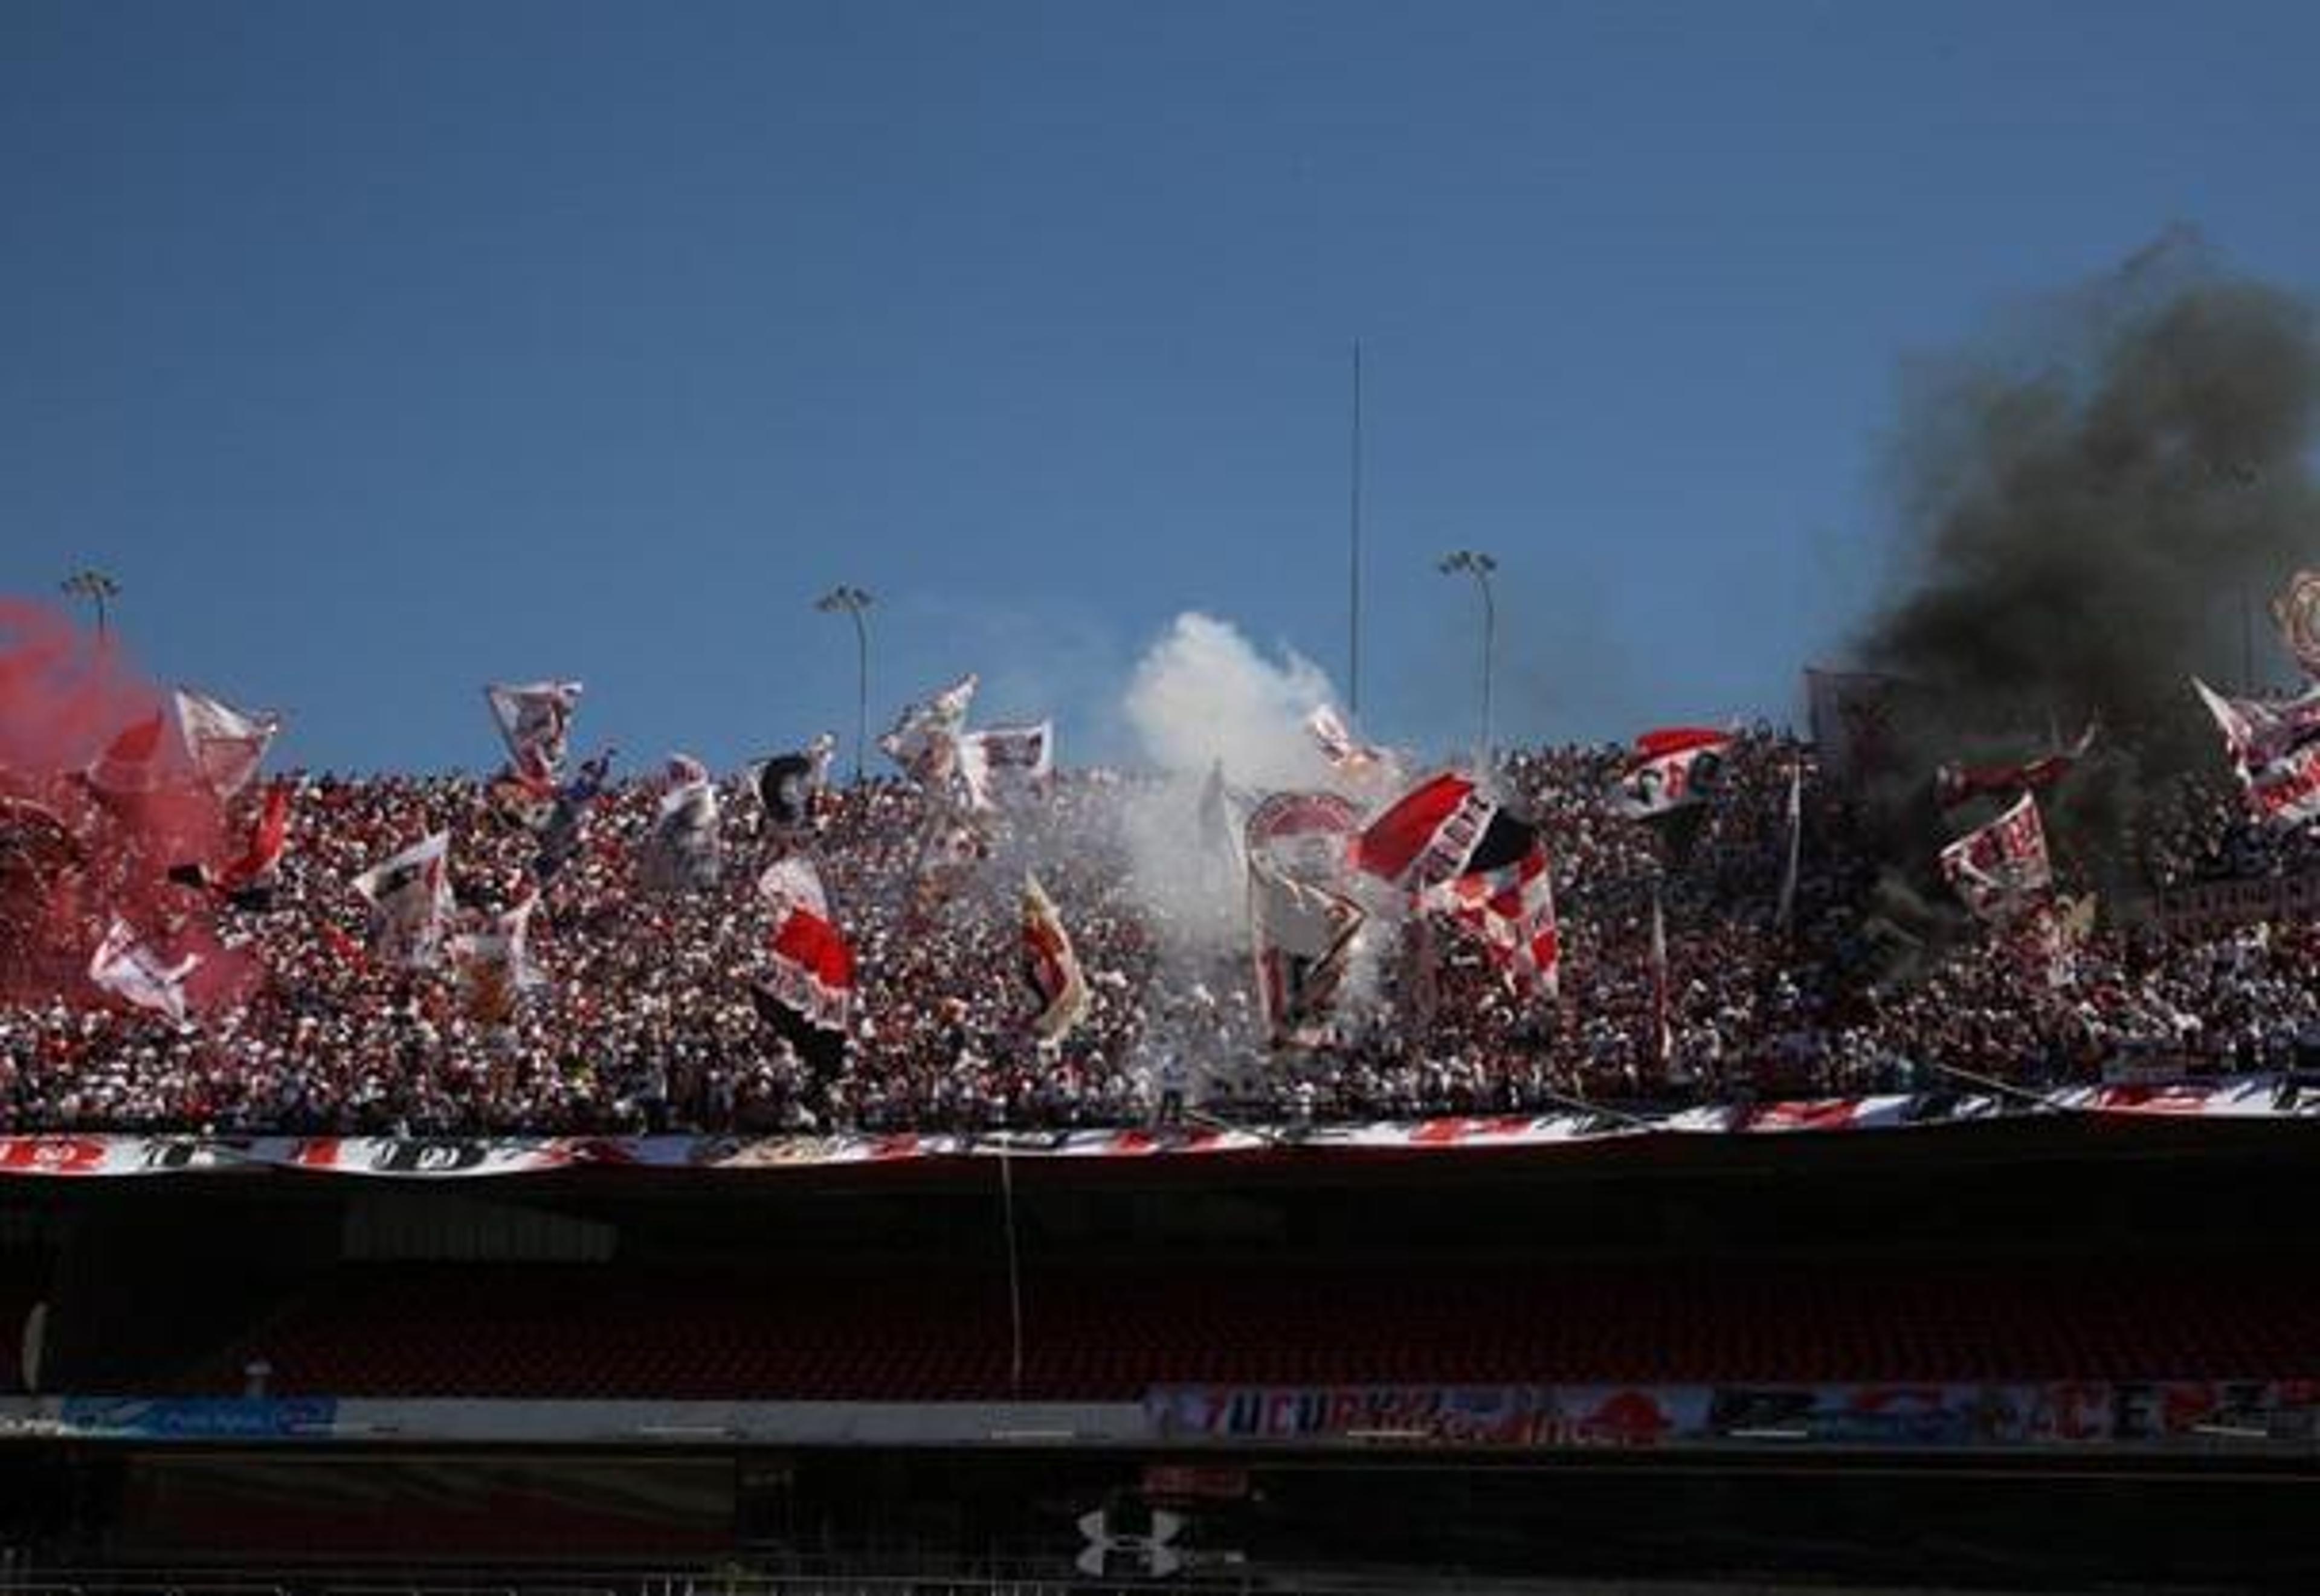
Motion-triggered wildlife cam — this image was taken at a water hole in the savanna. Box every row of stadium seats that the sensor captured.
[172,1252,2320,1400]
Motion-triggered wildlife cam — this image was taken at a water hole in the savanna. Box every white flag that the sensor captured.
[640,761,721,893]
[485,681,582,785]
[173,687,280,800]
[88,919,200,1024]
[879,673,978,785]
[957,721,1054,809]
[352,831,454,968]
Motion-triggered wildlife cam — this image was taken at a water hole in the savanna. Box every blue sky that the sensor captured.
[8,1,2320,774]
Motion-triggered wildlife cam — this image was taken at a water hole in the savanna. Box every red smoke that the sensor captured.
[0,598,253,1009]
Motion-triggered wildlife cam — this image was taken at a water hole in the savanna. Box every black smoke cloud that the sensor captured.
[1860,233,2320,755]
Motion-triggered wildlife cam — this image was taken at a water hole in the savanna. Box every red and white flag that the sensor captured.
[1938,793,2052,922]
[1248,854,1364,1046]
[1612,726,1733,819]
[2192,677,2320,828]
[1352,770,1497,891]
[352,831,454,968]
[1359,771,1559,997]
[762,857,854,1035]
[485,681,582,785]
[173,687,280,800]
[88,918,201,1024]
[1022,871,1090,1044]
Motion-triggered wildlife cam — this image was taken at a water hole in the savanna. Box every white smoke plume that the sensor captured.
[1108,614,1404,1100]
[1122,612,1343,793]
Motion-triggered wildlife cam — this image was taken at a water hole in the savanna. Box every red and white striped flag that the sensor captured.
[1360,771,1558,997]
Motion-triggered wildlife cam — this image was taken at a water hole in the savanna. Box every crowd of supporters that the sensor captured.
[4,727,2319,1136]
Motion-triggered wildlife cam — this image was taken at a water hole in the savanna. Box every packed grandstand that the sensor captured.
[7,631,2320,1144]
[8,624,2320,1585]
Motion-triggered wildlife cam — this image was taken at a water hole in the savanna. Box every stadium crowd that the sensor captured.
[4,727,2319,1137]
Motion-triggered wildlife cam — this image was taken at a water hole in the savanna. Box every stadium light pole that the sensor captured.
[815,585,874,785]
[1438,550,1497,769]
[60,568,120,642]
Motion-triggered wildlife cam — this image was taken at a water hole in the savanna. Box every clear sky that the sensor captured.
[8,0,2320,775]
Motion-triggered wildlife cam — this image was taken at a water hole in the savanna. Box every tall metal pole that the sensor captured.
[815,585,874,785]
[1348,343,1363,716]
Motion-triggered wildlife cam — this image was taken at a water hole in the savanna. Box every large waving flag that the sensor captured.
[754,855,854,1075]
[352,831,454,968]
[1938,793,2052,922]
[87,918,201,1024]
[1611,727,1732,820]
[485,681,582,785]
[1352,771,1497,891]
[173,688,280,800]
[1417,817,1559,998]
[1358,771,1559,997]
[1021,872,1090,1044]
[2192,677,2320,828]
